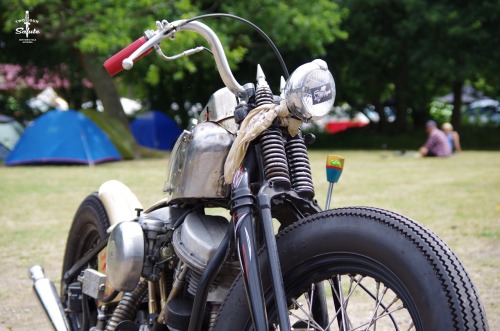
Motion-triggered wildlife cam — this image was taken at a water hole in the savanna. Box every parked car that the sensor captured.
[465,98,500,125]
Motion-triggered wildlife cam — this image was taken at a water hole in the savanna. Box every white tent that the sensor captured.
[81,98,142,116]
[27,87,69,112]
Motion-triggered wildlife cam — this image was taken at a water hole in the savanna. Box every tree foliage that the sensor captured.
[330,0,500,131]
[1,0,203,127]
[1,0,499,134]
[2,0,347,128]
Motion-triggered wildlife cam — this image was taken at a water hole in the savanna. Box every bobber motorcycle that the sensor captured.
[29,13,488,331]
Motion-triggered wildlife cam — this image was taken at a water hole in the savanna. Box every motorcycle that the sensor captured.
[29,13,489,331]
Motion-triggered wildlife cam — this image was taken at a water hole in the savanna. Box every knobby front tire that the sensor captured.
[213,207,489,331]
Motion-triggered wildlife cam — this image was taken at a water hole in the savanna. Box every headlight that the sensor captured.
[284,59,336,121]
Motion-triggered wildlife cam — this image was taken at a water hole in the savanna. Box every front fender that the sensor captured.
[98,180,143,230]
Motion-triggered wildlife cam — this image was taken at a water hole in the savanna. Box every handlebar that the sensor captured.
[103,37,153,76]
[103,19,246,97]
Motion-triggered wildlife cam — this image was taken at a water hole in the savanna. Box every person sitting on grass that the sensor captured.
[441,122,462,153]
[419,120,452,157]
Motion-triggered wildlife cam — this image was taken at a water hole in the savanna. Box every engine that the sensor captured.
[102,205,239,330]
[172,210,240,300]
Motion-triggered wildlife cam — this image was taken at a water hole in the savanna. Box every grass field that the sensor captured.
[1,150,499,330]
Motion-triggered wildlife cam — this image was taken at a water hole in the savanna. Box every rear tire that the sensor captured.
[60,193,110,331]
[213,207,489,330]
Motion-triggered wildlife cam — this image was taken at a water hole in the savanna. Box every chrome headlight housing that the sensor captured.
[284,59,336,121]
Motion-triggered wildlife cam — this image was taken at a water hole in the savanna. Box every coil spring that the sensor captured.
[104,281,148,331]
[260,128,291,187]
[286,136,315,199]
[255,83,274,107]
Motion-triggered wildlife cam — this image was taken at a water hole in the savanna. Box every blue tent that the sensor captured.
[4,110,121,166]
[130,110,182,150]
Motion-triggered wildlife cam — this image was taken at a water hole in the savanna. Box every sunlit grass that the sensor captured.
[0,150,498,329]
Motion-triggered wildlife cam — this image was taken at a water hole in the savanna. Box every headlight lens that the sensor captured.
[284,59,336,121]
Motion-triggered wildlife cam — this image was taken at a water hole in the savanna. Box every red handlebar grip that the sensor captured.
[103,37,153,76]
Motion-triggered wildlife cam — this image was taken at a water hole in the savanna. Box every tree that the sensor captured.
[330,0,500,132]
[329,0,440,132]
[408,0,500,129]
[2,0,347,130]
[119,0,348,127]
[1,0,202,128]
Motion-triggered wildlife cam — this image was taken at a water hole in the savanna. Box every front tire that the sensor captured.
[214,207,488,330]
[60,193,110,331]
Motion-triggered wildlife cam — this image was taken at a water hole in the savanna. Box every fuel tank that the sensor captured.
[163,89,237,203]
[163,119,235,202]
[164,88,237,202]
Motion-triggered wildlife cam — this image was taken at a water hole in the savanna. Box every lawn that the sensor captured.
[0,150,499,330]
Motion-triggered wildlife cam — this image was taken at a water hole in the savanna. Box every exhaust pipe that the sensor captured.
[28,265,70,331]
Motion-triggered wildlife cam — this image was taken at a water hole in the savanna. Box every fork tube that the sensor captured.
[258,193,292,331]
[231,166,268,331]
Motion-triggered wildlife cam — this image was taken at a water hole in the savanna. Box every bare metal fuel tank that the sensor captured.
[164,88,237,202]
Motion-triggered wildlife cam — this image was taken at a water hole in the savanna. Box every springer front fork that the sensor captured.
[229,130,335,331]
[231,166,290,331]
[231,133,304,331]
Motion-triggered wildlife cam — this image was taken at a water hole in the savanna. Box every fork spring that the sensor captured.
[285,136,315,199]
[260,128,291,188]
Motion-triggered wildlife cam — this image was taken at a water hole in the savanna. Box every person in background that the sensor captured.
[441,122,462,153]
[419,120,452,157]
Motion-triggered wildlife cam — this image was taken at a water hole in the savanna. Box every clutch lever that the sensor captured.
[122,19,186,70]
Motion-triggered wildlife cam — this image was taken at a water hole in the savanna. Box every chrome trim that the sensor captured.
[107,221,145,292]
[28,265,70,331]
[178,21,246,97]
[199,87,239,134]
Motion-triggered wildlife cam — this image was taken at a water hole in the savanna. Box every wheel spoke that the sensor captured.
[349,304,406,331]
[290,297,326,330]
[336,275,349,331]
[366,285,389,330]
[306,283,314,330]
[373,281,380,331]
[281,273,414,331]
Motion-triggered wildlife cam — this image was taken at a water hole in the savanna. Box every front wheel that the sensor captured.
[213,207,489,331]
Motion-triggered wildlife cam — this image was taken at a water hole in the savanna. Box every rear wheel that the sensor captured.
[214,207,489,330]
[60,193,109,331]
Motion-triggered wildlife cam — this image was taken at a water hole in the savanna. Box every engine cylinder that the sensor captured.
[172,211,240,303]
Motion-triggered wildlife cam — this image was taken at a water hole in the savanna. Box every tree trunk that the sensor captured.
[77,50,130,129]
[393,64,410,133]
[451,81,463,129]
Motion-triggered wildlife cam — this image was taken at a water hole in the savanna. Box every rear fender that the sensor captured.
[98,180,143,231]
